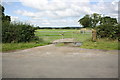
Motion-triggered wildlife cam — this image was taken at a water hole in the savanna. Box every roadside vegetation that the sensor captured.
[2,42,49,52]
[1,5,49,52]
[78,13,119,50]
[81,39,119,50]
[78,13,119,40]
[1,4,119,52]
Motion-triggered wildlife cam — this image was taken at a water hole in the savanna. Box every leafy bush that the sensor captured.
[2,22,39,43]
[1,5,40,43]
[96,23,120,40]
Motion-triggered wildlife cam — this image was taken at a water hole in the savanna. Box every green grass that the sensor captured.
[36,29,78,31]
[3,29,92,52]
[3,29,119,52]
[56,43,65,46]
[2,42,49,52]
[80,39,119,50]
[35,29,92,42]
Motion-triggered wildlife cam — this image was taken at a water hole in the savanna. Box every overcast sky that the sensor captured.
[2,0,119,27]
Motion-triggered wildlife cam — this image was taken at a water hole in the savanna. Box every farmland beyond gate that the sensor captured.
[35,29,92,43]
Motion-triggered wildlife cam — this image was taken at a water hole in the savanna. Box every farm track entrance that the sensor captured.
[3,29,118,78]
[35,30,92,43]
[3,43,118,78]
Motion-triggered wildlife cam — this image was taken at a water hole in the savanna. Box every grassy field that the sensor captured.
[2,29,119,52]
[2,29,92,52]
[36,29,119,50]
[35,29,92,42]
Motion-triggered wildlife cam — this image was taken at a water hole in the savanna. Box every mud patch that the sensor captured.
[55,42,82,47]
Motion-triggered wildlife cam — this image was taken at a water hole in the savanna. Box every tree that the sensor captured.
[96,16,118,40]
[0,4,5,17]
[100,16,117,25]
[91,13,101,27]
[78,14,92,28]
[0,5,11,23]
[78,13,101,28]
[2,15,11,23]
[78,13,119,40]
[1,5,39,43]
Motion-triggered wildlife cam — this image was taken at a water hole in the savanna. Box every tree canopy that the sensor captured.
[78,13,117,28]
[91,13,101,27]
[0,4,11,23]
[100,16,117,25]
[78,14,92,28]
[78,13,119,40]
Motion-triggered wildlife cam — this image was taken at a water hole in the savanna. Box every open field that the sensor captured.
[35,29,92,42]
[2,29,119,77]
[2,29,92,52]
[35,29,119,50]
[2,29,119,52]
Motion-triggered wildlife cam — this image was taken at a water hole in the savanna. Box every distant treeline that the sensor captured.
[35,27,82,29]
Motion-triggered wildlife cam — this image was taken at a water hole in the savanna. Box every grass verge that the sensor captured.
[2,42,50,52]
[80,39,119,50]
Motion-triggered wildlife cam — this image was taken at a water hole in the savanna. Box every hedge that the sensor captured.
[2,22,39,43]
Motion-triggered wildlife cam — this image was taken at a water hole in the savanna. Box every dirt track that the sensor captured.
[2,44,118,78]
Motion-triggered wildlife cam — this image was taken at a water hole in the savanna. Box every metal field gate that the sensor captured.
[35,29,92,43]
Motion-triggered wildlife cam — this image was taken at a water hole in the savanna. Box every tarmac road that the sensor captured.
[2,44,118,78]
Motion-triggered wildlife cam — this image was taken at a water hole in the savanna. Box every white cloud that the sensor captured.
[11,16,19,21]
[19,0,92,13]
[15,1,92,19]
[15,10,35,17]
[91,1,118,18]
[13,0,118,26]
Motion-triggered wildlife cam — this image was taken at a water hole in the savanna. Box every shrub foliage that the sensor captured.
[96,24,119,40]
[1,5,38,43]
[96,16,119,40]
[79,13,119,40]
[2,22,39,43]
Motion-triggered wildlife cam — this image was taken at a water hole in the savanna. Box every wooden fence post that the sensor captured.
[61,33,64,39]
[92,29,97,42]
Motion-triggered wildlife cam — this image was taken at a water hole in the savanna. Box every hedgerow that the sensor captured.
[2,22,39,43]
[96,23,120,40]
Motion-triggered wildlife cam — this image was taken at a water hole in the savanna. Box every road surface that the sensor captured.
[2,44,118,78]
